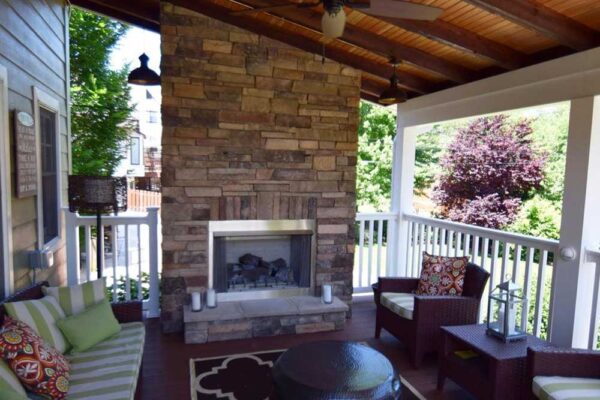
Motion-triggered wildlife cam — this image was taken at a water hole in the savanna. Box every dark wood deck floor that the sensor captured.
[137,297,472,400]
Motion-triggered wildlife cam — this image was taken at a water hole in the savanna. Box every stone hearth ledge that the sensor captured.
[184,296,349,343]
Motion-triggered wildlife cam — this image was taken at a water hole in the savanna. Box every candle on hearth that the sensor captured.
[206,288,217,308]
[191,291,202,312]
[322,284,333,304]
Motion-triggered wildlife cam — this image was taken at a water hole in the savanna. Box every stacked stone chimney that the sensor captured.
[160,3,360,332]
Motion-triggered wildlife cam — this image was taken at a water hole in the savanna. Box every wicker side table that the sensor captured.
[437,324,552,400]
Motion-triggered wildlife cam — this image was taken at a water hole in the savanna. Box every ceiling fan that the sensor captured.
[233,0,444,38]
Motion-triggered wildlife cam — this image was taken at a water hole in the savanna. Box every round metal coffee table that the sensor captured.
[272,340,401,400]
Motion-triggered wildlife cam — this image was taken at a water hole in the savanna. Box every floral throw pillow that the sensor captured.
[415,252,468,296]
[0,316,69,399]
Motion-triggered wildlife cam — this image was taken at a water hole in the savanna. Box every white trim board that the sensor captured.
[0,64,14,295]
[33,86,62,251]
[397,46,600,127]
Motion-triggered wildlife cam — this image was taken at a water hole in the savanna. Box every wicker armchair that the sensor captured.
[0,281,143,324]
[373,263,489,368]
[527,347,600,399]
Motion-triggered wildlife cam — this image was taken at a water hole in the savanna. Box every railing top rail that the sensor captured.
[356,212,398,220]
[63,207,159,227]
[404,212,559,252]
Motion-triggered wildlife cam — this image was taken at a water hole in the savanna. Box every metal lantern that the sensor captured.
[486,279,527,342]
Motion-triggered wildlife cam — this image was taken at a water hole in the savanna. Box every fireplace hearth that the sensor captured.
[209,220,315,301]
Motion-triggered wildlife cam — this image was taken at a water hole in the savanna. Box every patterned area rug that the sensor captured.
[190,348,425,400]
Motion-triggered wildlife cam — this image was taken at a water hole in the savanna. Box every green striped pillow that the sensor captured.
[0,360,26,398]
[42,278,106,317]
[3,296,70,354]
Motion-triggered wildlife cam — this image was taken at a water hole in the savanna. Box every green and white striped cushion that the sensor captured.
[533,376,600,400]
[43,278,106,317]
[381,292,415,320]
[0,360,26,397]
[67,322,145,400]
[4,296,69,353]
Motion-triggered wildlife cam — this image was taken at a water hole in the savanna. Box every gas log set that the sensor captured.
[227,253,293,289]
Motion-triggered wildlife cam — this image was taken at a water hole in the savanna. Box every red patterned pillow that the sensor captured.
[415,252,468,296]
[0,316,69,399]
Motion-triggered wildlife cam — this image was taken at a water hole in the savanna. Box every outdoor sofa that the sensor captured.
[0,281,144,399]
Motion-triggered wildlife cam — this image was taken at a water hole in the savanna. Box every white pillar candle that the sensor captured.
[206,288,216,308]
[191,291,202,311]
[322,284,333,304]
[507,304,517,335]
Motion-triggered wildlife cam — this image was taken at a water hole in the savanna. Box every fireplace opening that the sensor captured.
[213,234,312,293]
[208,219,315,300]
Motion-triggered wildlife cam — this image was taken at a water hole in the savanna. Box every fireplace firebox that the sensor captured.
[208,220,316,301]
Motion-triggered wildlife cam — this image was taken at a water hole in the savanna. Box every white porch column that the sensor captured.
[389,114,417,277]
[550,96,600,348]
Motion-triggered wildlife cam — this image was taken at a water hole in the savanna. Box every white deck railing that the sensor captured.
[354,212,397,292]
[64,207,160,318]
[354,211,560,339]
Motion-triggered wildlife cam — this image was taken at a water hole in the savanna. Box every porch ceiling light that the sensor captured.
[127,53,160,86]
[322,0,346,39]
[379,58,407,105]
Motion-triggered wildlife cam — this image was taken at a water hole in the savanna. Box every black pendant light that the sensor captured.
[127,53,160,86]
[379,58,407,105]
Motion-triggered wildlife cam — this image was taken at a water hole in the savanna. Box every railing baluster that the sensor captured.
[512,244,522,283]
[376,219,384,279]
[137,224,143,301]
[501,242,510,281]
[472,235,480,264]
[84,225,92,282]
[425,225,432,255]
[111,225,117,302]
[522,247,534,333]
[432,227,439,256]
[405,221,412,277]
[417,223,425,274]
[463,234,471,258]
[98,224,105,280]
[588,262,600,349]
[481,237,489,271]
[358,220,365,287]
[446,231,453,257]
[368,219,374,287]
[125,225,131,301]
[490,240,499,289]
[455,232,462,257]
[534,250,548,337]
[411,223,419,278]
[439,228,447,256]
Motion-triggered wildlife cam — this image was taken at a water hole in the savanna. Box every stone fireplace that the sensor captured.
[160,3,360,333]
[208,219,315,300]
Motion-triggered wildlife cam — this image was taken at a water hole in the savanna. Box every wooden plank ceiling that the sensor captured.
[73,0,600,102]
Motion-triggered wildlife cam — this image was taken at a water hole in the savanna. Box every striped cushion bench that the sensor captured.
[533,376,600,400]
[65,322,145,400]
[380,292,415,320]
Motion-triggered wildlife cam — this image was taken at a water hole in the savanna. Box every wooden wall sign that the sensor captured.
[13,110,37,198]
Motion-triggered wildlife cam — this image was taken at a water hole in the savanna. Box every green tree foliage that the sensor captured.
[70,9,134,176]
[509,196,561,240]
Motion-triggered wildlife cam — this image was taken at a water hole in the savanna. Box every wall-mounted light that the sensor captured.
[127,53,161,86]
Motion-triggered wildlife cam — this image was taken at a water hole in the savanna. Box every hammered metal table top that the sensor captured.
[441,324,553,360]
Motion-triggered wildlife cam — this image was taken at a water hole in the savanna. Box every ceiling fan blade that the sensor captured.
[361,0,443,21]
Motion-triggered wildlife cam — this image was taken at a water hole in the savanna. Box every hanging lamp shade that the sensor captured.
[379,61,407,105]
[127,53,160,86]
[322,8,346,38]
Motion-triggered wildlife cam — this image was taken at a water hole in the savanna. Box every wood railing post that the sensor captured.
[64,208,81,286]
[146,207,160,318]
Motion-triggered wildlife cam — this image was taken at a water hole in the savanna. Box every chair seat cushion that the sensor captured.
[533,376,600,400]
[380,292,415,320]
[66,322,145,400]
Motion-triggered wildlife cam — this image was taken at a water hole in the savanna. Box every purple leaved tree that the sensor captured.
[433,115,546,229]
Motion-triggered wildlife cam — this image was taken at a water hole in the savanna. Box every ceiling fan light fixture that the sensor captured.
[128,53,161,86]
[322,0,346,39]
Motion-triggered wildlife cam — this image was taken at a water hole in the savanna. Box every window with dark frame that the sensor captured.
[130,136,141,165]
[40,107,58,245]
